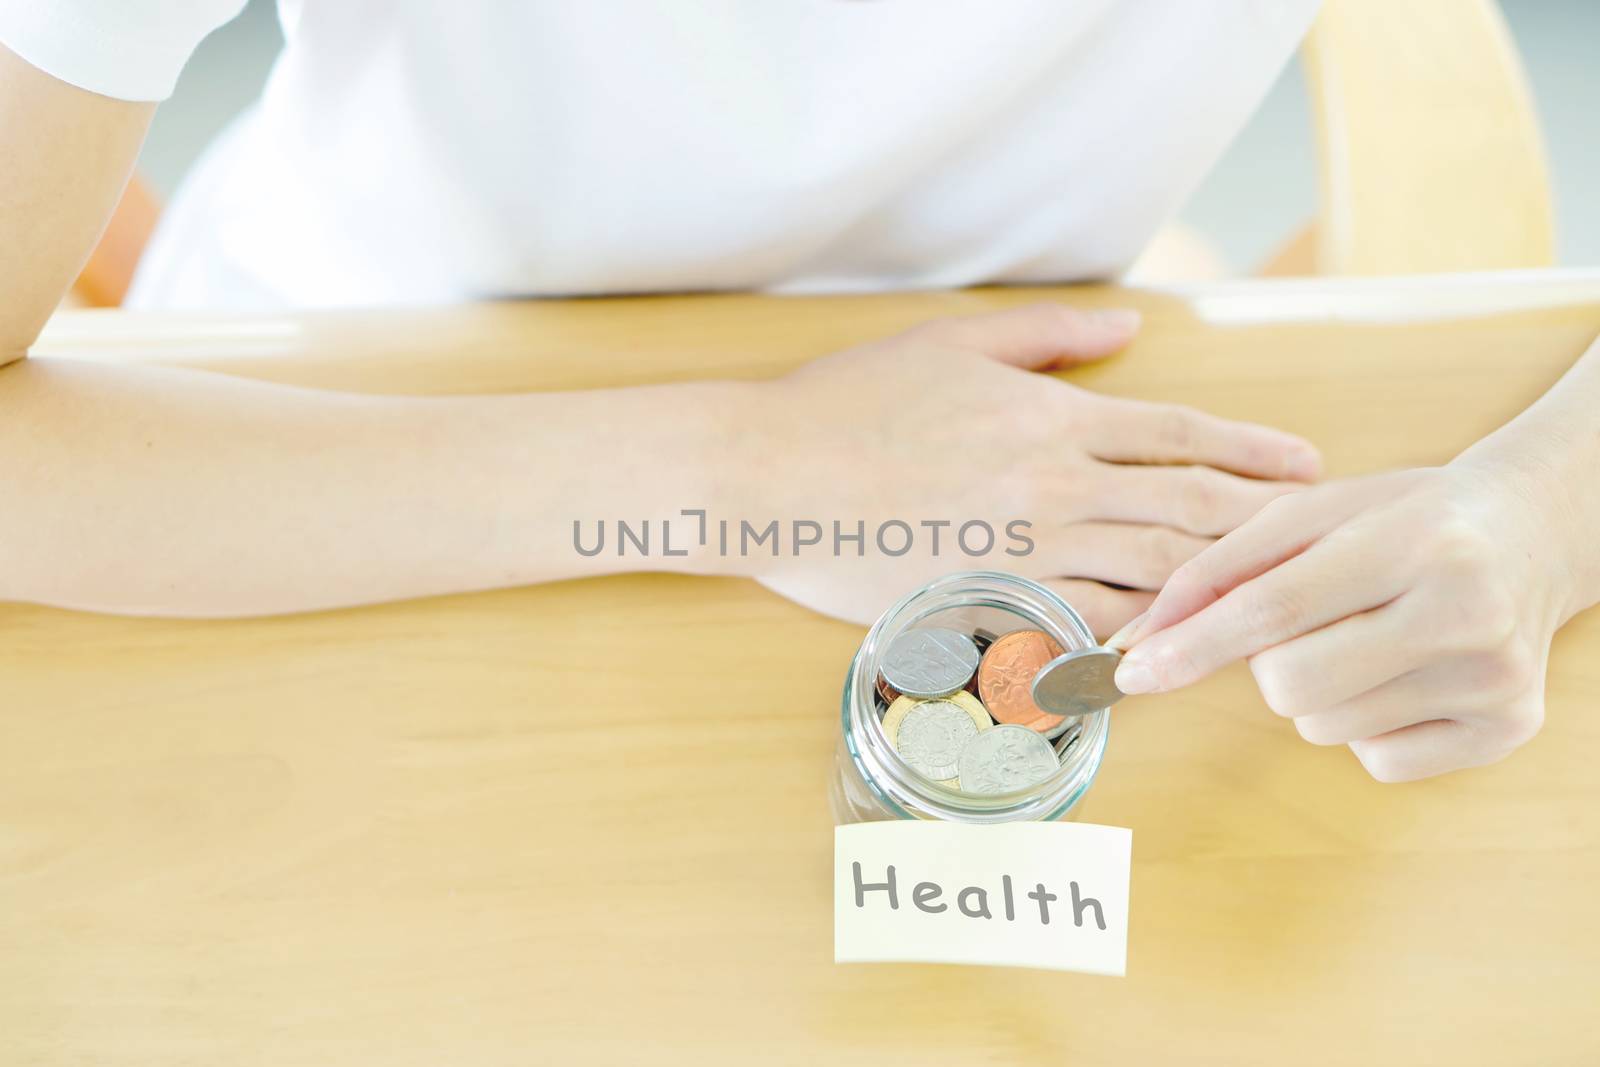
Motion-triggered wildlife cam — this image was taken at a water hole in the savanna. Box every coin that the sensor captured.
[957,724,1061,795]
[893,700,981,781]
[1031,647,1126,718]
[880,628,981,698]
[875,673,902,706]
[942,690,993,731]
[881,691,991,746]
[873,688,890,721]
[1051,717,1086,757]
[1039,712,1077,741]
[976,629,1067,733]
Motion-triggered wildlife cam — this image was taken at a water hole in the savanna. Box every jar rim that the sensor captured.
[843,571,1111,823]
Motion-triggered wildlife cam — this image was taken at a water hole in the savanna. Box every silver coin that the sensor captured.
[1031,647,1126,718]
[893,700,980,782]
[1051,718,1086,756]
[957,724,1061,795]
[1040,712,1078,741]
[880,627,980,698]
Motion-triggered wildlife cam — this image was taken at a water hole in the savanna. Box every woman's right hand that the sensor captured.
[741,303,1323,631]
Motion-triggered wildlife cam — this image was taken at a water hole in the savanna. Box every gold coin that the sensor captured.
[881,691,993,748]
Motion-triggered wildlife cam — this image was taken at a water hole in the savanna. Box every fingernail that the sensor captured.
[1114,654,1159,695]
[1106,609,1150,652]
[1090,308,1141,332]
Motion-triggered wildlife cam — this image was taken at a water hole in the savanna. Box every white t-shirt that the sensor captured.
[2,1,1320,310]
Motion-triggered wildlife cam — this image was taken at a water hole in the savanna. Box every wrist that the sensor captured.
[625,378,773,580]
[494,378,768,583]
[652,374,854,583]
[1455,418,1600,627]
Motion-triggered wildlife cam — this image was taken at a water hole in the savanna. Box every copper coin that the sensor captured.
[876,673,902,706]
[977,629,1067,733]
[873,689,891,721]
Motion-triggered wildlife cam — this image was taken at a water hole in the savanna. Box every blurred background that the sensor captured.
[135,0,1599,274]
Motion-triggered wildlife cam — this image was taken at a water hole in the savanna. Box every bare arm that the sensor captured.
[0,357,755,615]
[0,43,746,615]
[0,45,1320,625]
[0,43,153,362]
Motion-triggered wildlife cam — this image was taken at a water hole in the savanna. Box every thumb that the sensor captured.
[927,302,1141,370]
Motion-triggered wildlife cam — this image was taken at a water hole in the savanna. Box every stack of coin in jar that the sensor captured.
[875,626,1086,796]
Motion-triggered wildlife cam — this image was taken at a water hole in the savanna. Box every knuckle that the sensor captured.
[1293,714,1346,747]
[1250,650,1320,718]
[1426,563,1517,645]
[1157,407,1198,462]
[1350,739,1414,784]
[1137,526,1192,584]
[1175,469,1224,531]
[1161,557,1216,610]
[1242,583,1308,639]
[1479,640,1540,701]
[1497,697,1546,749]
[1484,687,1548,748]
[1424,514,1498,586]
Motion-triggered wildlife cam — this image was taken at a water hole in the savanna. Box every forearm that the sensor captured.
[0,357,755,616]
[1458,331,1600,622]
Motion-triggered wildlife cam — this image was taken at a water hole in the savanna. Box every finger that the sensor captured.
[1347,719,1487,783]
[922,302,1141,370]
[1042,579,1155,643]
[1079,462,1302,537]
[1116,479,1400,647]
[1290,650,1535,746]
[1114,525,1411,694]
[1293,696,1431,748]
[1246,595,1435,718]
[1038,521,1213,592]
[1085,397,1321,482]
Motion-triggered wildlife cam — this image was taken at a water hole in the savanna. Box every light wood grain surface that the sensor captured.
[5,278,1600,1065]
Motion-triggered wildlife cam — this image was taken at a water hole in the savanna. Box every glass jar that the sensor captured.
[829,571,1111,824]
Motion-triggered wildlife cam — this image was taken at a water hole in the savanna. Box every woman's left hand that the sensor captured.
[1109,445,1591,782]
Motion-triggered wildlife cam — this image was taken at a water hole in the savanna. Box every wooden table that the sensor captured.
[5,274,1600,1064]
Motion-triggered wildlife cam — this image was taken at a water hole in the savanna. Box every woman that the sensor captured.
[1,1,1595,783]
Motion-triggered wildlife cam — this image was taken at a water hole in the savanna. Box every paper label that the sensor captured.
[834,820,1131,975]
